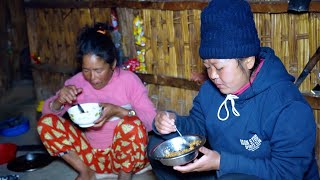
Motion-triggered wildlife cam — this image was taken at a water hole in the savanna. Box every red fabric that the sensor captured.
[37,114,149,174]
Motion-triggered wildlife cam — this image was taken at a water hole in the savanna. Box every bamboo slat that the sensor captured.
[270,14,280,55]
[181,10,190,78]
[158,11,166,75]
[295,14,311,91]
[190,10,201,74]
[173,11,184,77]
[143,9,154,73]
[257,14,272,47]
[166,10,177,77]
[280,14,290,68]
[117,7,135,59]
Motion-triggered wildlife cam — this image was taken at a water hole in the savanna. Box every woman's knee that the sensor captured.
[117,117,147,137]
[37,114,59,125]
[37,114,69,136]
[147,134,167,160]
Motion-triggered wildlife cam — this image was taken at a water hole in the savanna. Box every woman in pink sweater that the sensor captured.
[37,23,156,180]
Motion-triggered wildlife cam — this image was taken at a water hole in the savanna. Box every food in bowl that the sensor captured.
[150,135,206,166]
[163,139,202,158]
[67,103,102,128]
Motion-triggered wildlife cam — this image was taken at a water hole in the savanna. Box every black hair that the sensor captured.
[76,22,117,66]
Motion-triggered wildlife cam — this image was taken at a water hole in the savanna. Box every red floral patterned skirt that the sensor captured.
[37,114,149,174]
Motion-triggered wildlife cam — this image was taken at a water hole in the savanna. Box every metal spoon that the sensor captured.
[175,126,183,137]
[77,104,85,113]
[165,111,189,148]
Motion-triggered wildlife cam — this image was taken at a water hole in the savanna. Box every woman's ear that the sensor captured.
[112,60,117,70]
[245,56,255,70]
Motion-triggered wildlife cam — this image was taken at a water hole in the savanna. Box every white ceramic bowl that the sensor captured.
[67,103,102,128]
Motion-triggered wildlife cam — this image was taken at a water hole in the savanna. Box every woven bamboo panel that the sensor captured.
[25,7,320,118]
[257,13,320,91]
[25,6,320,165]
[138,10,320,166]
[25,7,111,100]
[134,9,319,113]
[0,0,9,97]
[0,0,29,97]
[137,9,202,114]
[117,7,136,59]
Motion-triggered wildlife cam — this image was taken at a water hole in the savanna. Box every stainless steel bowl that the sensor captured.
[150,135,206,166]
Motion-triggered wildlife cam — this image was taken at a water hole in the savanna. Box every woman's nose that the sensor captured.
[88,71,96,81]
[209,69,218,80]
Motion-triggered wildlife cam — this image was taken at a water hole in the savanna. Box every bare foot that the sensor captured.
[118,170,132,180]
[76,168,96,180]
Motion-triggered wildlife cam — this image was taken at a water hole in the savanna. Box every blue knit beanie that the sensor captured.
[199,0,260,59]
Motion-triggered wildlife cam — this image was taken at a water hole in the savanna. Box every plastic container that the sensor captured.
[0,143,17,165]
[0,115,30,136]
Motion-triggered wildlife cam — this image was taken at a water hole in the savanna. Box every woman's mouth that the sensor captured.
[215,83,224,89]
[91,82,101,88]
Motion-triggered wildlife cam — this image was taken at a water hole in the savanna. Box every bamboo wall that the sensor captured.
[26,7,112,100]
[0,0,29,97]
[24,1,320,167]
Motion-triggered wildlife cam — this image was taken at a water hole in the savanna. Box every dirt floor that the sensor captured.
[0,80,156,180]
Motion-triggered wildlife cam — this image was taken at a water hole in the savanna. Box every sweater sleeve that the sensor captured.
[41,77,76,116]
[127,73,156,131]
[219,102,316,179]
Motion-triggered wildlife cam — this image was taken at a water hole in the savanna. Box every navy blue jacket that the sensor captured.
[155,47,319,179]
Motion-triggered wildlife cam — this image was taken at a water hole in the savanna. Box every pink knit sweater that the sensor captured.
[42,68,156,149]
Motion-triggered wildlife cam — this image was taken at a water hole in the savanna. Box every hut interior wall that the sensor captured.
[24,3,320,167]
[0,0,29,97]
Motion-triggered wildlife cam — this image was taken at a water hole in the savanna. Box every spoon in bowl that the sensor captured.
[165,111,189,148]
[77,104,85,113]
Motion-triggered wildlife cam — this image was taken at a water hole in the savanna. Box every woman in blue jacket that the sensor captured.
[147,0,319,179]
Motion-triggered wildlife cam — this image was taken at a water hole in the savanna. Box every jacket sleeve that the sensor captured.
[151,84,208,138]
[176,92,207,137]
[218,101,317,179]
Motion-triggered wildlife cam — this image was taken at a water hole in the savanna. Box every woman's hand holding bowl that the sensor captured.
[173,146,221,173]
[93,103,129,128]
